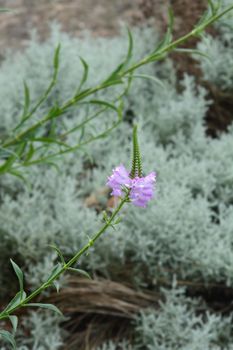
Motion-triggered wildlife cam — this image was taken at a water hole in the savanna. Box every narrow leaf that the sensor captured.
[3,291,26,313]
[68,267,91,279]
[24,143,34,162]
[0,330,16,350]
[86,99,119,112]
[9,169,28,184]
[125,28,133,64]
[25,303,63,316]
[53,281,60,293]
[113,217,122,225]
[49,245,66,265]
[194,9,210,29]
[29,137,70,148]
[175,48,210,60]
[153,7,174,53]
[10,259,24,297]
[18,46,61,124]
[0,142,24,172]
[53,44,61,70]
[126,74,165,89]
[168,7,174,36]
[9,316,18,334]
[208,0,215,14]
[76,56,89,94]
[0,156,15,173]
[103,28,133,83]
[42,161,61,172]
[22,81,30,118]
[102,210,109,223]
[47,263,63,280]
[207,0,221,15]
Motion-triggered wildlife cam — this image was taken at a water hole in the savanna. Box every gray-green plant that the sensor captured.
[133,287,233,350]
[1,1,233,348]
[99,287,233,350]
[196,0,233,90]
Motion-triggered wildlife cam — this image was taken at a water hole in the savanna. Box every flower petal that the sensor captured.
[130,172,156,207]
[106,164,132,197]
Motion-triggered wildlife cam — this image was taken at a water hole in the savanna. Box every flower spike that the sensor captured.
[106,126,156,208]
[130,125,143,178]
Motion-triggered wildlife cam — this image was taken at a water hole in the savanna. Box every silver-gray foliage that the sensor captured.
[0,22,233,349]
[196,0,233,90]
[134,287,233,350]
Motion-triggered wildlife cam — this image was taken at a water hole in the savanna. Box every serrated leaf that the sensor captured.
[68,267,91,279]
[10,259,24,298]
[0,330,16,349]
[25,303,63,316]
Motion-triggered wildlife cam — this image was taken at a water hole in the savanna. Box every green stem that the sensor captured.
[0,195,128,320]
[2,86,101,148]
[2,4,233,150]
[123,4,233,75]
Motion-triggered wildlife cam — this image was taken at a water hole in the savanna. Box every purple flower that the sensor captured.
[130,172,156,207]
[107,164,132,197]
[107,165,156,207]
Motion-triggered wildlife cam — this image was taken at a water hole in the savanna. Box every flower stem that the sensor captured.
[0,195,128,320]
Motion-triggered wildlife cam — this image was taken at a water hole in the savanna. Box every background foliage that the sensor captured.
[1,1,233,348]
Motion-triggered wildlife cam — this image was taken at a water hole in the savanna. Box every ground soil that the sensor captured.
[0,0,168,52]
[0,0,206,52]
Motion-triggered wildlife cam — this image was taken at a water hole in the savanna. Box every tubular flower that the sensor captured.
[107,165,156,207]
[129,172,156,207]
[106,164,132,197]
